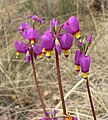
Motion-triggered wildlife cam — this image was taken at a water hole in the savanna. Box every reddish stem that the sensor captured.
[55,48,66,115]
[86,78,97,120]
[29,48,47,117]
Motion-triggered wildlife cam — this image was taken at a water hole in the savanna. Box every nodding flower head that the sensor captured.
[87,33,92,44]
[80,55,90,79]
[50,18,58,32]
[14,40,28,58]
[32,15,43,24]
[41,31,54,61]
[33,44,43,59]
[64,116,78,120]
[63,16,81,40]
[74,50,82,72]
[40,110,58,120]
[59,33,74,58]
[23,28,39,45]
[18,22,30,34]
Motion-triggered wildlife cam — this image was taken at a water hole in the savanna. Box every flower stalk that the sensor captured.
[55,48,66,115]
[86,77,97,120]
[29,48,47,118]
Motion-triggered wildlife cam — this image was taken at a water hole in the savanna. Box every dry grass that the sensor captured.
[0,0,108,120]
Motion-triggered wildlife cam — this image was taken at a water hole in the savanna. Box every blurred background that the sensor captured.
[0,0,108,120]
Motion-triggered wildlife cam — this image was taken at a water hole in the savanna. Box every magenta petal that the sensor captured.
[50,18,58,27]
[26,55,31,63]
[24,28,39,42]
[68,16,80,35]
[74,50,82,65]
[32,15,43,24]
[55,44,61,55]
[62,22,73,34]
[41,33,54,51]
[18,22,30,34]
[80,55,90,73]
[72,117,78,120]
[33,44,42,55]
[14,40,28,53]
[38,18,43,24]
[87,34,92,43]
[59,33,74,50]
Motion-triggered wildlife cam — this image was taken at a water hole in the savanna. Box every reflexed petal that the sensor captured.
[14,40,28,53]
[87,34,92,43]
[68,16,80,35]
[63,16,80,35]
[33,44,42,55]
[59,33,74,50]
[18,22,30,34]
[24,28,39,42]
[26,55,31,63]
[74,50,82,65]
[41,34,54,51]
[80,55,90,73]
[32,15,43,24]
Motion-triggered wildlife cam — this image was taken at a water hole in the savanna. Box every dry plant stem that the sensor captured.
[86,78,97,120]
[30,48,47,117]
[55,48,66,115]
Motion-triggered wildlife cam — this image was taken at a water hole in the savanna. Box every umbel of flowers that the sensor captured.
[14,15,96,120]
[63,16,96,120]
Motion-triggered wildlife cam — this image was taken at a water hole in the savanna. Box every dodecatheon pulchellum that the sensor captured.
[64,116,78,120]
[18,22,30,35]
[40,110,58,120]
[80,55,90,79]
[23,28,39,46]
[87,33,92,42]
[58,33,74,58]
[33,43,43,59]
[32,15,43,24]
[14,40,28,58]
[86,33,92,46]
[50,18,58,33]
[26,15,43,24]
[74,50,82,72]
[41,31,54,61]
[63,16,81,40]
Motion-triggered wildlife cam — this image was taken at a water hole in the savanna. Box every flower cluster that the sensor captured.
[14,16,44,63]
[40,110,58,120]
[74,34,92,78]
[61,16,92,79]
[14,14,93,120]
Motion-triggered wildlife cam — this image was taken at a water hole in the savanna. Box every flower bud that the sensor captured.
[80,55,90,79]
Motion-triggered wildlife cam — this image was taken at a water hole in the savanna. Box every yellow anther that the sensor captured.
[30,39,35,45]
[64,50,69,58]
[75,32,81,40]
[83,72,88,79]
[46,51,51,58]
[66,116,73,120]
[16,52,20,58]
[42,48,46,54]
[75,65,80,71]
[38,53,43,59]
